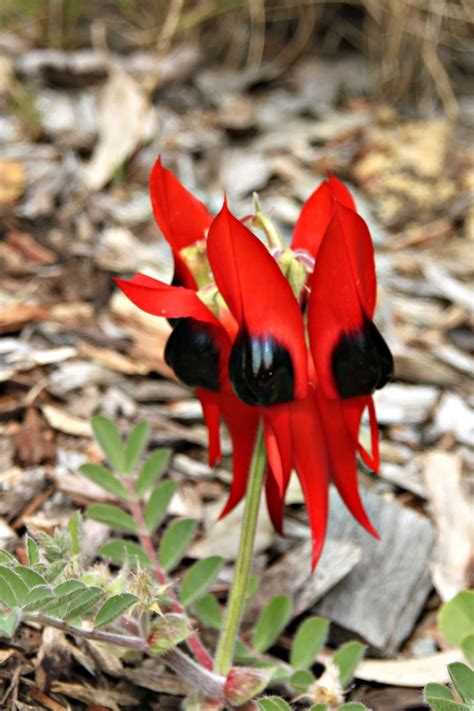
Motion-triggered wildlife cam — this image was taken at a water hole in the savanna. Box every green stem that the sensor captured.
[214,421,266,675]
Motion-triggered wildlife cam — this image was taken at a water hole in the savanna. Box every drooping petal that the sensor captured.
[308,204,393,401]
[207,202,308,406]
[343,396,380,473]
[265,466,285,535]
[262,405,293,535]
[291,175,355,258]
[197,389,222,466]
[218,395,260,518]
[289,396,329,569]
[114,275,220,327]
[314,389,378,538]
[149,157,212,251]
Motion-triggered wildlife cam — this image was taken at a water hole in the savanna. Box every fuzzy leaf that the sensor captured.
[124,422,150,473]
[13,566,47,589]
[0,550,16,565]
[22,585,54,612]
[340,705,370,710]
[425,699,468,711]
[135,449,172,498]
[158,519,196,572]
[0,576,16,608]
[438,591,474,647]
[193,593,222,630]
[334,641,366,687]
[0,610,20,637]
[91,415,125,471]
[448,663,474,704]
[180,556,223,606]
[98,540,152,569]
[290,616,329,671]
[25,535,40,565]
[42,560,67,583]
[79,463,128,499]
[425,684,455,701]
[0,565,28,605]
[94,593,138,629]
[309,706,328,711]
[86,504,138,534]
[68,512,81,557]
[39,580,87,615]
[63,586,104,620]
[252,595,292,653]
[290,669,315,692]
[462,635,474,667]
[148,613,192,654]
[144,480,177,532]
[258,697,291,711]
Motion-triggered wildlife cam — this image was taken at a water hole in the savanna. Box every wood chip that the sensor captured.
[355,649,463,687]
[42,404,92,437]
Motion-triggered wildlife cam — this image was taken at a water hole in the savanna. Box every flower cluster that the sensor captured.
[115,158,394,567]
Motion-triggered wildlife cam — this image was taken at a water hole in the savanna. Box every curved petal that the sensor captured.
[291,175,355,258]
[263,405,293,535]
[207,202,308,405]
[218,396,260,518]
[196,389,222,467]
[342,396,380,473]
[149,158,212,251]
[307,204,378,400]
[314,389,378,538]
[265,466,285,535]
[290,396,329,569]
[114,275,220,327]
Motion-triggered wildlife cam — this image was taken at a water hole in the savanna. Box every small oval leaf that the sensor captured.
[158,519,196,572]
[144,480,177,532]
[63,586,104,621]
[86,504,138,534]
[14,566,47,589]
[0,565,28,605]
[290,616,329,671]
[333,641,366,687]
[91,415,125,472]
[448,662,474,704]
[461,634,474,667]
[179,556,223,606]
[94,593,138,629]
[438,591,474,648]
[252,595,292,653]
[290,669,315,692]
[193,593,223,630]
[258,697,291,711]
[98,540,152,569]
[135,449,172,498]
[124,422,150,473]
[79,463,128,499]
[26,535,40,565]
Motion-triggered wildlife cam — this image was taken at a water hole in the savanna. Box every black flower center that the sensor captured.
[229,330,294,407]
[164,318,220,391]
[331,317,394,398]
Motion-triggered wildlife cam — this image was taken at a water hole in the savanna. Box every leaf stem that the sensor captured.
[23,613,148,650]
[124,478,214,670]
[214,421,266,675]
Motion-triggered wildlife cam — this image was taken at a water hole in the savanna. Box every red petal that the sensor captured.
[114,275,220,327]
[149,158,212,251]
[207,202,308,400]
[308,204,376,400]
[291,176,355,258]
[315,390,378,538]
[197,389,222,466]
[265,467,285,535]
[218,396,260,518]
[289,396,329,569]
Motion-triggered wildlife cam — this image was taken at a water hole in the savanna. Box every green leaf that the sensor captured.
[144,480,177,532]
[91,415,125,472]
[438,591,474,647]
[462,634,474,667]
[42,560,67,583]
[252,595,292,653]
[68,512,81,557]
[339,705,369,710]
[0,575,16,608]
[193,593,222,630]
[124,422,150,473]
[135,449,172,498]
[0,565,28,605]
[333,641,366,687]
[425,699,468,711]
[79,463,128,500]
[25,535,39,565]
[448,663,474,704]
[258,697,291,711]
[148,613,192,654]
[86,504,138,534]
[0,610,20,637]
[22,585,54,612]
[309,706,328,711]
[425,684,456,701]
[289,669,315,692]
[13,566,47,589]
[0,550,16,565]
[94,593,138,629]
[39,580,87,615]
[245,574,260,610]
[180,556,223,606]
[63,586,104,620]
[290,615,329,671]
[158,519,196,572]
[234,639,255,662]
[98,540,152,569]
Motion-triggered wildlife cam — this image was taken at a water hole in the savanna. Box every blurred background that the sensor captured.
[0,1,473,709]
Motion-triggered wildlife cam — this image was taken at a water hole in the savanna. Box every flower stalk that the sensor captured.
[214,421,266,675]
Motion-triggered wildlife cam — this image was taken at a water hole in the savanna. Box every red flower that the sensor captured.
[115,159,393,568]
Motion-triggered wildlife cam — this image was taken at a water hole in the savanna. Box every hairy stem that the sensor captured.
[124,478,214,670]
[162,648,226,700]
[23,613,148,650]
[214,421,266,675]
